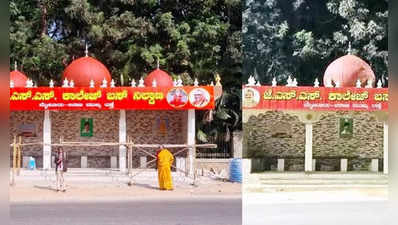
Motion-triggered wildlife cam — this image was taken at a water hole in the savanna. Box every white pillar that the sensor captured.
[119,110,127,172]
[341,159,348,172]
[370,159,379,172]
[312,159,316,171]
[305,123,313,172]
[176,157,186,175]
[140,156,147,168]
[383,121,388,174]
[43,110,51,170]
[242,159,252,176]
[111,156,117,169]
[277,159,284,172]
[81,156,88,168]
[51,156,56,168]
[23,156,30,168]
[187,109,196,177]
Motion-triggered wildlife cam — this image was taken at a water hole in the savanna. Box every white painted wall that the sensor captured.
[43,110,51,169]
[187,109,196,177]
[119,110,127,172]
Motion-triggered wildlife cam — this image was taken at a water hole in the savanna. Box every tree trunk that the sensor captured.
[40,1,48,36]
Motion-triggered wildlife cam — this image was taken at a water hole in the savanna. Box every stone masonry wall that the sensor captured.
[51,111,119,168]
[244,111,305,158]
[10,110,186,168]
[10,111,44,168]
[244,111,384,171]
[126,110,186,168]
[313,111,383,158]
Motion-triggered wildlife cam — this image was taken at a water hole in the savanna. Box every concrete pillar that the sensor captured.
[23,156,30,168]
[81,156,88,168]
[187,109,196,177]
[383,121,388,174]
[277,159,284,172]
[370,159,379,172]
[232,131,242,158]
[119,110,127,172]
[43,110,52,170]
[340,159,348,172]
[51,156,56,168]
[305,123,313,172]
[111,156,117,169]
[176,157,186,174]
[312,159,316,171]
[242,159,252,176]
[140,156,147,168]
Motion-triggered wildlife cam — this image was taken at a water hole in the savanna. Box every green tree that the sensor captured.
[243,0,388,86]
[10,0,243,149]
[11,0,242,90]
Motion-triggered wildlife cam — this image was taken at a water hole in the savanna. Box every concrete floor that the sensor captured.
[243,201,392,225]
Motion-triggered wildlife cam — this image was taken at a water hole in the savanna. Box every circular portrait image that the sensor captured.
[166,88,188,108]
[242,87,260,108]
[189,88,211,108]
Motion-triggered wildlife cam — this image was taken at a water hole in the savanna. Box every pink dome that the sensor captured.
[62,56,111,87]
[323,55,376,87]
[144,68,173,87]
[10,70,28,87]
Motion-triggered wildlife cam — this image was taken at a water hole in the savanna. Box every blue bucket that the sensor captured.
[229,158,242,183]
[28,157,36,170]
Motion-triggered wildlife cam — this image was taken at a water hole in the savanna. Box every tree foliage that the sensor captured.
[10,0,243,146]
[243,0,388,86]
[10,0,242,90]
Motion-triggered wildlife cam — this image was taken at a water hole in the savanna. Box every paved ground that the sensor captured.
[10,169,241,225]
[11,197,242,225]
[243,201,392,225]
[243,188,391,225]
[10,169,241,203]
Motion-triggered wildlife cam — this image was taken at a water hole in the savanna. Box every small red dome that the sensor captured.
[323,55,375,87]
[62,56,111,87]
[144,68,173,87]
[10,70,28,87]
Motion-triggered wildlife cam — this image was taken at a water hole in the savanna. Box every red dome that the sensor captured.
[10,70,28,87]
[62,56,111,87]
[144,68,173,87]
[323,55,375,87]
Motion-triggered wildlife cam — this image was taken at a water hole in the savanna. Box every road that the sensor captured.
[11,197,242,225]
[243,201,392,225]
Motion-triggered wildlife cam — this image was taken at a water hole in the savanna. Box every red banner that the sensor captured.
[10,86,215,111]
[243,86,388,111]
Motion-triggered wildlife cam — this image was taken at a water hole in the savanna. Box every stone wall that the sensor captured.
[51,111,119,168]
[195,159,231,178]
[10,111,44,168]
[244,111,305,158]
[244,110,384,171]
[10,110,186,168]
[313,111,383,158]
[126,110,186,168]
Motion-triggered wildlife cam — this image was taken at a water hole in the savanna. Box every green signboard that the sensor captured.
[339,118,353,138]
[80,118,93,137]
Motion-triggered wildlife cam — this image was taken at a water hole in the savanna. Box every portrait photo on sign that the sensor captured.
[80,118,93,137]
[242,87,260,108]
[189,88,210,108]
[166,88,188,108]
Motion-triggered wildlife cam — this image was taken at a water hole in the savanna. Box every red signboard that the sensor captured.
[10,86,215,111]
[243,86,388,111]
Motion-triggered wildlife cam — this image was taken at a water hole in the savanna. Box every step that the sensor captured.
[248,172,388,180]
[259,180,388,185]
[245,184,388,190]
